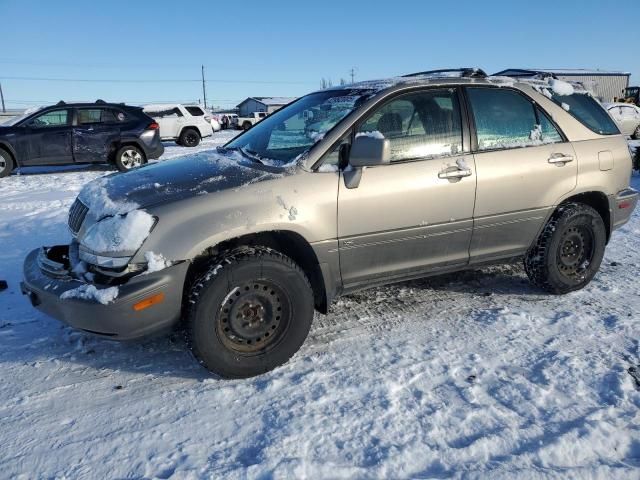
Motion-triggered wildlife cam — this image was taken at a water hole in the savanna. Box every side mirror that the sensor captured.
[349,133,391,167]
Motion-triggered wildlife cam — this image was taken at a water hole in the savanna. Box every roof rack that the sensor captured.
[402,68,488,79]
[493,69,558,80]
[95,99,106,104]
[56,100,66,106]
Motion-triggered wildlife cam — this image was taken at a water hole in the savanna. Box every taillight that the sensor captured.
[147,122,160,130]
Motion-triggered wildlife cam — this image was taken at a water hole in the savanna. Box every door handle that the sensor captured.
[548,153,574,164]
[438,168,472,179]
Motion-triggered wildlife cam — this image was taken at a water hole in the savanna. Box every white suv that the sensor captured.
[143,104,213,147]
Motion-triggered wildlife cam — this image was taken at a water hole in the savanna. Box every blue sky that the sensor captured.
[1,0,638,110]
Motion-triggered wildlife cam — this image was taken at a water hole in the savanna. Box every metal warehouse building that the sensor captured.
[495,69,631,102]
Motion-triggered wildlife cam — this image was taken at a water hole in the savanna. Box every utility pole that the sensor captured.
[349,67,356,84]
[201,65,207,109]
[0,82,5,113]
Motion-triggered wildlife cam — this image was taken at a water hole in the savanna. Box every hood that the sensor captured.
[78,150,286,218]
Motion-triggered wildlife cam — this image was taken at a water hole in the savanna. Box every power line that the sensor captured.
[0,75,313,85]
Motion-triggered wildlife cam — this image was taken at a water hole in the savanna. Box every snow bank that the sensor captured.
[60,284,119,305]
[82,210,155,254]
[144,251,170,274]
[550,79,575,96]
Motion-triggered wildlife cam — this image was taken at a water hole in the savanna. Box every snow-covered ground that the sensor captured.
[1,135,639,479]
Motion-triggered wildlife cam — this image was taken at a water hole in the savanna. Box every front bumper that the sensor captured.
[21,246,189,340]
[610,188,639,231]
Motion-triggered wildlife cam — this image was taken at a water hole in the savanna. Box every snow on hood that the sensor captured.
[78,150,285,216]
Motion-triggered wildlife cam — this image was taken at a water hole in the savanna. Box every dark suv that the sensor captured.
[0,100,164,177]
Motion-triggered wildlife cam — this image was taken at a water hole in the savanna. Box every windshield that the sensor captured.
[1,106,44,126]
[225,89,373,166]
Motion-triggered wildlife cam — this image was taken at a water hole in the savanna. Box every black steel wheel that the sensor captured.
[0,148,14,178]
[216,280,290,354]
[187,247,314,378]
[525,202,606,294]
[179,128,200,147]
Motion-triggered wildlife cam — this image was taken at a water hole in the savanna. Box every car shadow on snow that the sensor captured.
[13,163,115,176]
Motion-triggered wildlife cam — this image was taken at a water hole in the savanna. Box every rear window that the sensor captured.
[185,106,205,116]
[549,92,619,135]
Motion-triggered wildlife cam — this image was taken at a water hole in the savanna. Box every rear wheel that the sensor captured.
[524,203,606,294]
[242,121,252,131]
[114,145,146,171]
[0,149,14,178]
[179,128,200,147]
[187,247,314,378]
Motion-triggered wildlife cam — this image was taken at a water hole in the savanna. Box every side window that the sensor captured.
[357,89,463,162]
[467,88,562,151]
[28,109,69,127]
[319,136,350,168]
[77,109,103,125]
[185,106,205,116]
[547,91,619,135]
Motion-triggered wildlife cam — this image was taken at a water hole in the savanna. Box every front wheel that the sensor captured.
[187,247,314,378]
[0,149,14,178]
[242,121,252,131]
[114,145,146,171]
[524,203,606,294]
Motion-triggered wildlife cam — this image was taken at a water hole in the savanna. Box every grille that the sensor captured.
[68,198,89,235]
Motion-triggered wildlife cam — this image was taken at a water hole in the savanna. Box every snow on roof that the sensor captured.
[497,68,630,77]
[242,97,298,106]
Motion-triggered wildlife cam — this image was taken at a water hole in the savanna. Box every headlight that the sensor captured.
[79,210,157,266]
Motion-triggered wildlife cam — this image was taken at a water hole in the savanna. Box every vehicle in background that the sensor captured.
[22,69,638,378]
[0,100,163,177]
[216,113,238,130]
[143,104,213,147]
[604,103,640,139]
[619,86,640,106]
[237,111,268,130]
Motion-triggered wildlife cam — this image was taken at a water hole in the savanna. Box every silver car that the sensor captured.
[22,69,638,378]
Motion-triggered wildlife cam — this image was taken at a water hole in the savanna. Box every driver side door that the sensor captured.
[22,109,73,165]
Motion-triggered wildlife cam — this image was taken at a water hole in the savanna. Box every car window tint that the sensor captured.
[548,91,619,135]
[357,89,463,162]
[29,109,69,127]
[467,88,562,151]
[185,106,204,116]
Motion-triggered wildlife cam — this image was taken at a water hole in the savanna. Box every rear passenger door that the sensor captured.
[465,87,577,262]
[73,108,122,163]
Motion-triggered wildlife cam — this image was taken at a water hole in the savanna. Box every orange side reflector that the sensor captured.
[133,292,165,311]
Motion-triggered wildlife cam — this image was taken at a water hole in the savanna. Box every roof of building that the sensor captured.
[238,97,298,107]
[496,68,631,77]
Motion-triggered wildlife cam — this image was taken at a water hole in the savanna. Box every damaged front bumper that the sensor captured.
[21,245,189,340]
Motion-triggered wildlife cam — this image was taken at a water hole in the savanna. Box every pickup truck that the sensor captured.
[237,111,268,130]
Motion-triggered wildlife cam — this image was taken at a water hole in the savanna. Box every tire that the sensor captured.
[187,247,314,378]
[0,148,14,178]
[179,128,200,147]
[634,125,640,140]
[114,145,146,171]
[242,122,252,131]
[524,203,606,294]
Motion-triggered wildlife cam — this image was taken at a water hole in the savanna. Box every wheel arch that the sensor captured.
[179,126,201,138]
[0,141,18,167]
[185,230,330,314]
[559,190,611,241]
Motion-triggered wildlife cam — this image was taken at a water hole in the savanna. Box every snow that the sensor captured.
[60,284,119,305]
[144,251,170,273]
[317,163,339,172]
[0,133,639,478]
[82,209,155,254]
[561,102,571,111]
[356,130,385,139]
[550,79,575,96]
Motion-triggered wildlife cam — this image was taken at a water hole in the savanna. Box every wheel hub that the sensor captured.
[121,149,142,169]
[216,281,287,353]
[557,225,593,279]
